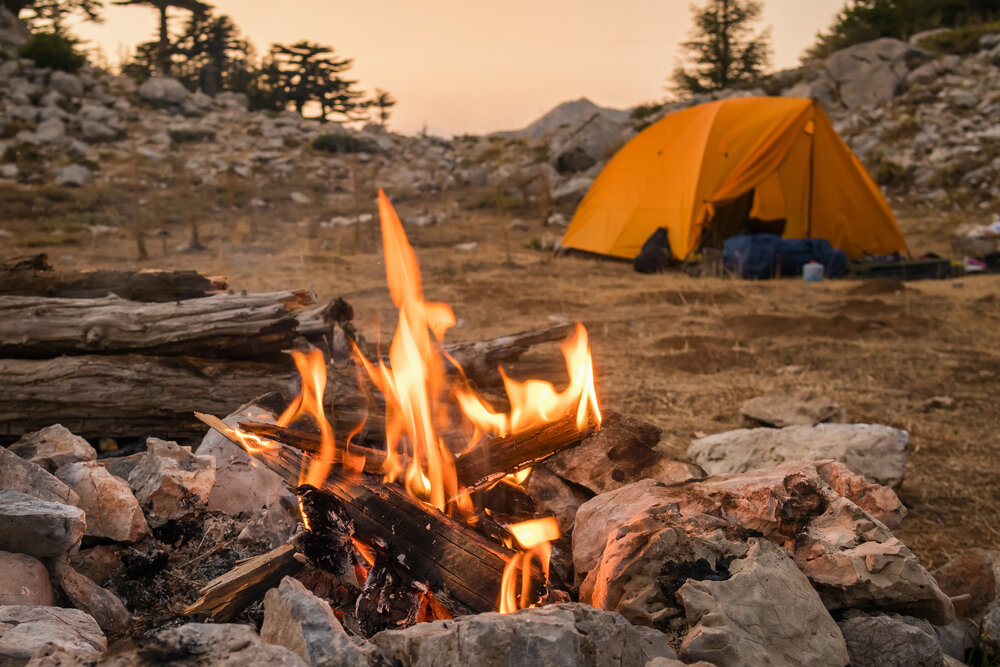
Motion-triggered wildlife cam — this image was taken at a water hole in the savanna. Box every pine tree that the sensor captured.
[270,41,364,121]
[368,89,397,128]
[672,0,772,95]
[7,0,103,33]
[113,0,210,76]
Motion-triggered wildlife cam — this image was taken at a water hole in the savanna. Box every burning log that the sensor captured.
[234,413,597,494]
[0,291,316,359]
[184,543,303,621]
[0,254,227,301]
[442,322,576,386]
[0,356,372,443]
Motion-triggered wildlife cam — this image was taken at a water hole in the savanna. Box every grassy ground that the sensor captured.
[3,184,999,570]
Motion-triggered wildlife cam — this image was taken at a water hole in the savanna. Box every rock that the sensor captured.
[197,395,288,517]
[10,425,97,473]
[103,623,305,666]
[932,550,1000,619]
[372,603,675,667]
[922,396,956,411]
[0,490,85,558]
[96,452,146,484]
[138,77,190,106]
[982,601,1000,658]
[837,612,942,667]
[53,164,91,187]
[0,447,80,506]
[261,577,372,667]
[69,546,122,587]
[0,606,105,666]
[51,563,130,637]
[551,175,594,204]
[689,423,908,489]
[215,91,249,110]
[507,218,529,231]
[0,552,54,606]
[54,462,148,543]
[825,38,925,108]
[549,113,625,174]
[739,390,846,427]
[583,506,749,633]
[34,118,66,144]
[545,412,703,496]
[289,191,312,204]
[522,467,591,536]
[48,71,83,98]
[237,493,302,548]
[127,438,215,527]
[678,539,849,667]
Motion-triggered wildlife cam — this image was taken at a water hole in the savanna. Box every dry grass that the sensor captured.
[3,185,999,570]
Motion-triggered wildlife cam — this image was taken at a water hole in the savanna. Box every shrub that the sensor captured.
[311,133,377,154]
[871,154,915,188]
[917,20,1000,54]
[18,32,86,73]
[168,129,216,144]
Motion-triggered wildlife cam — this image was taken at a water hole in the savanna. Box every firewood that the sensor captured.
[443,322,575,386]
[0,356,371,443]
[0,291,316,359]
[196,417,544,615]
[0,255,227,301]
[235,413,596,494]
[183,543,303,621]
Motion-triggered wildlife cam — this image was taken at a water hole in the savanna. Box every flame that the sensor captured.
[278,349,337,488]
[354,191,470,514]
[456,323,602,437]
[498,517,560,614]
[225,427,278,455]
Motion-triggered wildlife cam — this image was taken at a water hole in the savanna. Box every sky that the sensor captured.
[71,0,847,136]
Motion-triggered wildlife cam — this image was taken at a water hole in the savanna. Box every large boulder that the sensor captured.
[372,603,676,667]
[55,461,148,543]
[688,423,908,489]
[0,552,53,606]
[824,38,927,108]
[261,577,373,667]
[9,425,97,473]
[138,77,190,106]
[0,606,105,666]
[127,438,215,527]
[678,539,849,667]
[549,113,625,174]
[0,490,85,558]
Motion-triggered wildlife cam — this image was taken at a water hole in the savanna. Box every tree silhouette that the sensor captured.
[113,0,209,76]
[176,7,249,94]
[672,0,771,95]
[6,0,103,33]
[368,88,397,128]
[270,41,364,121]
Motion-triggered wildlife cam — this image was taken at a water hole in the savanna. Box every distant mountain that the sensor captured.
[494,97,629,139]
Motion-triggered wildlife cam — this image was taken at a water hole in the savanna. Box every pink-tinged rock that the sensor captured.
[127,438,215,527]
[0,551,53,606]
[0,490,85,558]
[51,562,130,637]
[55,461,148,543]
[9,425,97,473]
[0,447,79,506]
[0,606,105,665]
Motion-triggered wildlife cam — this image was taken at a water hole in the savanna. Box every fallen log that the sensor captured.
[198,415,542,615]
[443,322,575,386]
[184,543,303,621]
[0,355,375,443]
[0,291,316,359]
[0,255,227,301]
[237,413,597,494]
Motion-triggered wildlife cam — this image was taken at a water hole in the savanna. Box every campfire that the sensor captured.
[192,190,602,628]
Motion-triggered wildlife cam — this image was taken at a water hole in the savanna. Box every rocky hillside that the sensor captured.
[1,4,998,253]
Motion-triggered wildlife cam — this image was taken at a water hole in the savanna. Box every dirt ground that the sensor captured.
[6,193,1000,570]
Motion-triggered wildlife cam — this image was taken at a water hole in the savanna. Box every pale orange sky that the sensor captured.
[72,0,846,135]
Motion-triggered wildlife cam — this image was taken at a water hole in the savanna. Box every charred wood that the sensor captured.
[443,322,575,387]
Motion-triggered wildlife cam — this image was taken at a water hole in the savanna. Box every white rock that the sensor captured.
[48,71,83,98]
[55,461,148,543]
[34,118,66,144]
[138,77,190,106]
[127,438,215,527]
[289,191,312,204]
[53,164,91,187]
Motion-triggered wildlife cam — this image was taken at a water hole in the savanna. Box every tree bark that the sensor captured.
[0,290,315,359]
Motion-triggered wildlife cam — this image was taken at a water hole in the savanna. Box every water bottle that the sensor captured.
[803,261,824,282]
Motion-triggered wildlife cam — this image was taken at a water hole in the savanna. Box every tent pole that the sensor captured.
[806,112,816,239]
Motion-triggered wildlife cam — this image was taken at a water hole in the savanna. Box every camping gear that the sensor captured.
[722,234,848,280]
[633,228,672,274]
[803,261,824,282]
[561,97,907,262]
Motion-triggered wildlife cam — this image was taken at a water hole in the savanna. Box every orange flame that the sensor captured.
[354,191,469,514]
[498,517,560,614]
[456,322,602,437]
[278,349,337,488]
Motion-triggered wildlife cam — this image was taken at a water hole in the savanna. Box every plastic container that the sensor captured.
[803,261,824,282]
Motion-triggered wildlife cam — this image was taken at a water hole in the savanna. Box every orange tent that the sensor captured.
[560,97,907,260]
